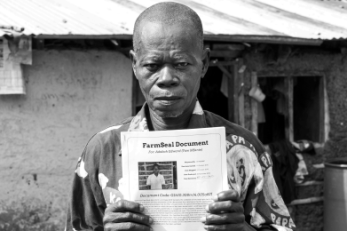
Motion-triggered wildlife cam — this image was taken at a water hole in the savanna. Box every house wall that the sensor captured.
[243,45,347,231]
[0,49,133,230]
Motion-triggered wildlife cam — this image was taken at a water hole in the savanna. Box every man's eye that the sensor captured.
[145,63,159,71]
[145,64,159,71]
[176,62,189,68]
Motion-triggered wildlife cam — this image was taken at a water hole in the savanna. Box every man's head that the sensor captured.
[132,2,203,53]
[153,164,159,175]
[130,2,209,119]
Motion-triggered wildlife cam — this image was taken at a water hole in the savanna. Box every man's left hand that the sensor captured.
[201,189,246,231]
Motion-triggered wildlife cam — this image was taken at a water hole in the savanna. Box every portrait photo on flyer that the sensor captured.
[138,161,178,190]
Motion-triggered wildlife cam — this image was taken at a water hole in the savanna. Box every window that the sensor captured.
[257,75,328,144]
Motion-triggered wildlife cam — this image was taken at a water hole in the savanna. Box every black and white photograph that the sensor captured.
[1,0,347,230]
[138,161,178,190]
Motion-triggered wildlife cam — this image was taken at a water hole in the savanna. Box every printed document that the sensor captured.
[121,127,228,231]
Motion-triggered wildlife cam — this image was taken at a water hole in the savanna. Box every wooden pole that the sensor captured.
[227,60,239,123]
[251,72,258,136]
[238,60,245,127]
[285,77,294,142]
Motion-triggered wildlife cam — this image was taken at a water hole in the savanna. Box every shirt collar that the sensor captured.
[128,100,207,132]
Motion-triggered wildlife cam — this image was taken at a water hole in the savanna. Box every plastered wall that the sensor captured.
[0,49,132,230]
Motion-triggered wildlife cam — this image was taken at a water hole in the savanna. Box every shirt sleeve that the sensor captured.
[146,175,151,186]
[161,175,165,185]
[225,134,295,231]
[247,152,296,230]
[65,136,106,231]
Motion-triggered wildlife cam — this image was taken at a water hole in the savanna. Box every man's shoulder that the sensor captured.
[96,116,133,138]
[85,116,133,150]
[204,110,265,154]
[148,174,155,180]
[99,116,133,134]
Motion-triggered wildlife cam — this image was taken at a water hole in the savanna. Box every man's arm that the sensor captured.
[202,190,275,231]
[66,136,153,231]
[161,175,165,186]
[66,141,105,231]
[146,175,151,186]
[201,132,294,231]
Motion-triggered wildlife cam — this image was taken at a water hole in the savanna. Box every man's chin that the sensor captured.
[156,110,184,118]
[150,104,185,118]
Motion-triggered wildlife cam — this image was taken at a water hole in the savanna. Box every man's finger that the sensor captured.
[201,213,245,225]
[204,223,244,231]
[105,200,145,214]
[206,201,244,214]
[103,212,153,226]
[104,222,151,231]
[213,190,240,202]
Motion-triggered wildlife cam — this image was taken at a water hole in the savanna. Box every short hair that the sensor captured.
[153,163,159,169]
[133,2,203,52]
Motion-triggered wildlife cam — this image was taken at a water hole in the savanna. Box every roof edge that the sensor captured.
[35,34,133,40]
[204,35,323,46]
[33,34,324,46]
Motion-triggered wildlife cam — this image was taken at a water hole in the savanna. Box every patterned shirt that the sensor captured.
[66,101,295,231]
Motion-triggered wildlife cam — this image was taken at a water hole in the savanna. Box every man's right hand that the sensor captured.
[103,199,153,231]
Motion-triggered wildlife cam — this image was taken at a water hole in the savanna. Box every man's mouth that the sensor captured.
[155,96,182,105]
[156,96,181,100]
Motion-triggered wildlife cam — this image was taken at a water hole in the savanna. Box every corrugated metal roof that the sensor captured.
[1,0,347,44]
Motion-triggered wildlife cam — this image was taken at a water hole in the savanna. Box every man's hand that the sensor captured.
[103,199,153,231]
[201,190,246,231]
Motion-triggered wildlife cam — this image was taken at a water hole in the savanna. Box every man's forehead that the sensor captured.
[135,21,200,53]
[139,20,196,39]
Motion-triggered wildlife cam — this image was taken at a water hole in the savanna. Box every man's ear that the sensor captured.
[201,47,210,78]
[129,50,138,78]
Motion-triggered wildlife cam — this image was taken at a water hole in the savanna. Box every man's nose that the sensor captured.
[157,65,179,88]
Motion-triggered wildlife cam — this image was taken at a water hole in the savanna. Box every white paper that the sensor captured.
[0,37,31,95]
[121,127,228,231]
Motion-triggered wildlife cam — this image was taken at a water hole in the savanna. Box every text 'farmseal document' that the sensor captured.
[121,127,228,231]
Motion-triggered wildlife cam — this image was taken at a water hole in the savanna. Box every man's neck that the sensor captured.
[148,102,195,131]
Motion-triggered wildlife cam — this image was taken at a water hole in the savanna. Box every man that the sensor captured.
[67,2,295,231]
[146,164,165,190]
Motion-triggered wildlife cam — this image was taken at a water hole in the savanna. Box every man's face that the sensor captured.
[131,21,209,118]
[154,166,159,174]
